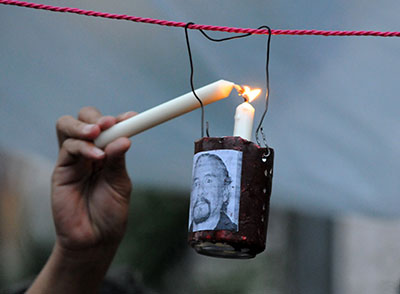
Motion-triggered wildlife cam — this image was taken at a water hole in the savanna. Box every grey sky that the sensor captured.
[1,0,399,217]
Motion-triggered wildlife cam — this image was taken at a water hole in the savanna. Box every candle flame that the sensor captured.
[235,85,261,103]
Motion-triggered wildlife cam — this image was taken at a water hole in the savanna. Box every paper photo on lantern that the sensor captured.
[188,149,242,232]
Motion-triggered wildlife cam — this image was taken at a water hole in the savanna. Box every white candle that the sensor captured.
[95,79,234,148]
[233,101,255,141]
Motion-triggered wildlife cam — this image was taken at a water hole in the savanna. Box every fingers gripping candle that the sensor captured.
[95,80,234,148]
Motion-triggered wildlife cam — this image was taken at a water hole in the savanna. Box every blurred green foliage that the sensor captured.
[114,186,190,289]
[2,186,288,294]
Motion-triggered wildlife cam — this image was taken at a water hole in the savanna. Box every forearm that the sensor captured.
[27,241,119,294]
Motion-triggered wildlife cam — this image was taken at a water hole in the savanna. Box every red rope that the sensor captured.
[1,0,400,37]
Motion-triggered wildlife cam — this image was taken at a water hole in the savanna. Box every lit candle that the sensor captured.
[95,80,234,148]
[233,86,261,141]
[233,101,255,141]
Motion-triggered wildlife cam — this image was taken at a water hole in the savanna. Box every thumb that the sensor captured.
[103,137,132,197]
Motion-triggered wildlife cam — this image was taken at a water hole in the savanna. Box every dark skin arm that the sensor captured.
[27,107,136,294]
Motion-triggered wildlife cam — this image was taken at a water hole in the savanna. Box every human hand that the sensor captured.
[27,107,136,294]
[51,106,136,254]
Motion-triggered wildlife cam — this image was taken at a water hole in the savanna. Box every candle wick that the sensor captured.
[234,84,244,94]
[234,84,249,102]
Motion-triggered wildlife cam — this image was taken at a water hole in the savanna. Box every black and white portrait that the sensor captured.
[188,150,242,232]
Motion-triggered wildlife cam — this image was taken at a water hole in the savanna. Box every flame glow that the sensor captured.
[236,85,261,103]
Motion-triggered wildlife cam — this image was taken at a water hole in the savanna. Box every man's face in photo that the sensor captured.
[192,156,227,225]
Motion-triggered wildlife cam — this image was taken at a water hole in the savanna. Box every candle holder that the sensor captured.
[188,136,274,258]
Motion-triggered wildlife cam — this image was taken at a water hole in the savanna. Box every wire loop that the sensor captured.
[255,25,272,151]
[184,22,205,138]
[197,25,273,151]
[184,23,252,137]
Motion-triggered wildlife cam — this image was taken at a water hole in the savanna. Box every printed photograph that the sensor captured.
[188,150,242,232]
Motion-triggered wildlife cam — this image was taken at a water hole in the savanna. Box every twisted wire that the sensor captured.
[1,0,400,37]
